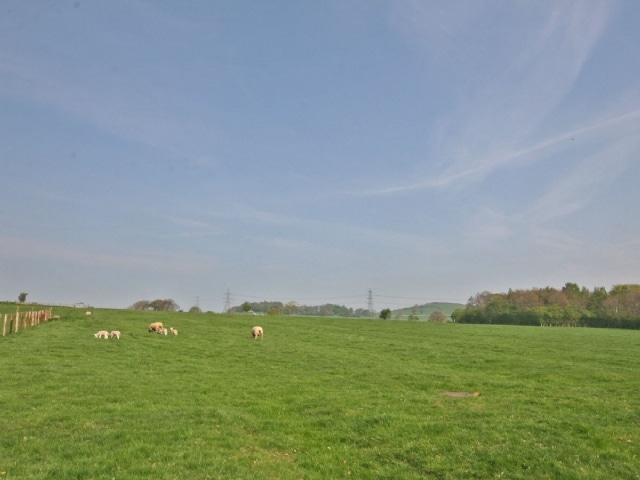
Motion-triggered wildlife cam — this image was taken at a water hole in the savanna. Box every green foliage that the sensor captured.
[379,308,391,320]
[188,305,202,313]
[456,283,640,329]
[393,302,463,321]
[129,299,179,311]
[2,311,640,478]
[428,310,448,323]
[232,300,357,317]
[18,292,28,303]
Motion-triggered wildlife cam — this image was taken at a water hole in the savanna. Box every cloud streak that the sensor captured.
[348,1,615,198]
[0,234,218,274]
[342,107,640,197]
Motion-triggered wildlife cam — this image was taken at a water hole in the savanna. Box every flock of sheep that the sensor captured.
[93,330,121,339]
[93,321,264,340]
[147,322,179,336]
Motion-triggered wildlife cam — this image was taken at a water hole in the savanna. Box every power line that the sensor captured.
[231,292,364,302]
[220,288,464,313]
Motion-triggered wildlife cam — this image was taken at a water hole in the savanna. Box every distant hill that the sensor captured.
[391,302,464,321]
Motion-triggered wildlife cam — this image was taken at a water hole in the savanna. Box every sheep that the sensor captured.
[251,326,264,340]
[160,327,168,336]
[110,330,121,340]
[94,330,109,339]
[169,327,178,336]
[86,311,92,316]
[148,322,164,333]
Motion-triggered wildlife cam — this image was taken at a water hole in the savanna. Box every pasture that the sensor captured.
[1,307,639,479]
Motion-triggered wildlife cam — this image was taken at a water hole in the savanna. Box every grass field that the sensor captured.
[1,307,640,479]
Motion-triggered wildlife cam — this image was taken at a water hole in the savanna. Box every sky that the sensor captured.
[1,1,640,313]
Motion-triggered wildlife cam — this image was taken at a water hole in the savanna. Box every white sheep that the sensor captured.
[94,330,109,339]
[148,322,164,333]
[169,327,178,336]
[86,311,92,316]
[110,330,121,339]
[251,326,264,340]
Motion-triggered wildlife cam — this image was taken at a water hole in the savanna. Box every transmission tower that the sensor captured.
[223,289,231,313]
[367,288,375,316]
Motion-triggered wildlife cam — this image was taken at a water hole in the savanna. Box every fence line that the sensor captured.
[2,308,55,337]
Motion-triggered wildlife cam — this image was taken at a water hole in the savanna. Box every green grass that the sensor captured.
[1,308,640,479]
[392,302,464,320]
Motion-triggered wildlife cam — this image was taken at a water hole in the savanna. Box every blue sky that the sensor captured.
[2,1,640,312]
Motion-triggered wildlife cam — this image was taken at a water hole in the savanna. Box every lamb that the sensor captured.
[148,322,164,333]
[110,330,121,339]
[94,330,109,339]
[251,326,264,340]
[169,327,178,336]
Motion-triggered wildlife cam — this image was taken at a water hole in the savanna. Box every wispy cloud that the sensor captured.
[456,107,640,250]
[202,202,450,259]
[0,234,218,274]
[527,128,640,223]
[342,107,640,198]
[353,1,616,197]
[0,33,222,166]
[165,216,226,239]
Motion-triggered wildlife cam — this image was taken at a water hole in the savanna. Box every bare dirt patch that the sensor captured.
[437,391,480,397]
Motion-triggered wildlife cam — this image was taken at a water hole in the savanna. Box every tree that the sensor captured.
[562,282,588,308]
[284,301,299,315]
[18,292,28,303]
[241,302,252,313]
[587,287,608,314]
[508,289,542,308]
[189,305,202,313]
[149,299,179,311]
[451,308,465,323]
[379,308,391,320]
[129,300,151,310]
[429,311,448,323]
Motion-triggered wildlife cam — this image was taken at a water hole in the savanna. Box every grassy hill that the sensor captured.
[392,301,464,320]
[1,306,639,478]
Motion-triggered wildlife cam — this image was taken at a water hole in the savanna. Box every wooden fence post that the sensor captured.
[2,314,6,337]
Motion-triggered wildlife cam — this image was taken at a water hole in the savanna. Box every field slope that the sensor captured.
[392,302,464,320]
[1,307,640,479]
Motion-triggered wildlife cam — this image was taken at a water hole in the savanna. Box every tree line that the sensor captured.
[230,301,375,318]
[452,283,640,329]
[129,299,180,312]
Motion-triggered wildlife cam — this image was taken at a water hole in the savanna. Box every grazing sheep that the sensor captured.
[86,311,92,316]
[251,326,264,340]
[148,322,164,333]
[160,327,168,336]
[169,327,178,336]
[110,330,121,339]
[94,330,109,339]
